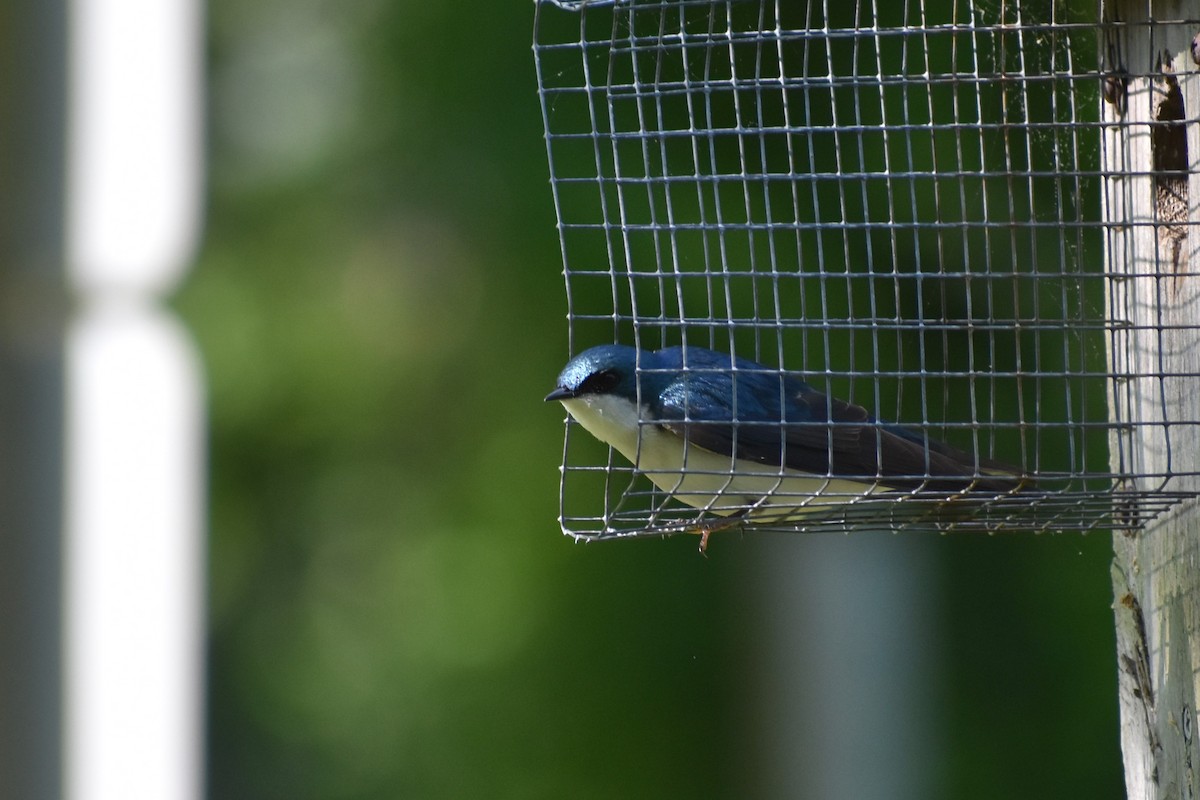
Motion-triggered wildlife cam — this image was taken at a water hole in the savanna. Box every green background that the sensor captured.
[184,1,1122,797]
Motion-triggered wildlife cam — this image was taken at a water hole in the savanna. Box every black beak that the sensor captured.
[544,386,576,402]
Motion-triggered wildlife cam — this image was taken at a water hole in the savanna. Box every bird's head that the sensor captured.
[545,344,645,405]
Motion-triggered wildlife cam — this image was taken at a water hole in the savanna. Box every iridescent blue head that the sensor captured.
[544,344,643,404]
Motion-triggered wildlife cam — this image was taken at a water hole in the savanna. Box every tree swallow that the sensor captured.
[546,344,1028,540]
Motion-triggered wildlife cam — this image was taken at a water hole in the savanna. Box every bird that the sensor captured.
[545,343,1029,546]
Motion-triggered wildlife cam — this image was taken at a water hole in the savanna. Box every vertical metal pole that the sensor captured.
[0,1,69,797]
[749,536,939,800]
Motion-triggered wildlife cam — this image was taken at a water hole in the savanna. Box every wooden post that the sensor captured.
[1106,3,1200,797]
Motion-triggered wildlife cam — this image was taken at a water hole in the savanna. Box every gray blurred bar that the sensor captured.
[749,534,940,800]
[0,1,69,797]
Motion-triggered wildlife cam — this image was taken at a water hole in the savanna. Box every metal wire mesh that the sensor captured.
[535,0,1200,541]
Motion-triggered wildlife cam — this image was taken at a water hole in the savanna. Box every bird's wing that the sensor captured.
[785,390,1026,490]
[655,371,869,476]
[656,371,1022,491]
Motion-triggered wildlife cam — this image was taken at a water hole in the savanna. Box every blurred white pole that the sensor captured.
[64,2,205,800]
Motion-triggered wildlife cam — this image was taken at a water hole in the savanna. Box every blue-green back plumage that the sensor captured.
[549,343,1024,493]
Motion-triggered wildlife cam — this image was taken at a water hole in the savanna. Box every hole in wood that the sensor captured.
[1151,54,1188,277]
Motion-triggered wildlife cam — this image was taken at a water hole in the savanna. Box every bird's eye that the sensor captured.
[581,369,621,395]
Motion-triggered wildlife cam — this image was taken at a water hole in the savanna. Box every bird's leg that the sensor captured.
[695,522,721,555]
[690,497,767,555]
[693,518,739,555]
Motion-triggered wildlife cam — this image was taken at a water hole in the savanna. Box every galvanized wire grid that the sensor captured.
[535,0,1200,541]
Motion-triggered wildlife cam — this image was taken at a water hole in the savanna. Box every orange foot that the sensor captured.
[690,498,766,554]
[689,514,753,555]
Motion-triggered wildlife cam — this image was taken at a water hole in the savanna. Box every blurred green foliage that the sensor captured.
[182,1,1122,798]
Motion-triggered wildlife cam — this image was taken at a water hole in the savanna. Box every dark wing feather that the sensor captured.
[654,368,869,477]
[654,365,1022,493]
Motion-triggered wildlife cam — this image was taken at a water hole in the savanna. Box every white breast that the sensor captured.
[560,394,878,518]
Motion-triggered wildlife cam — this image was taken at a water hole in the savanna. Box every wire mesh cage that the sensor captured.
[535,0,1200,541]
